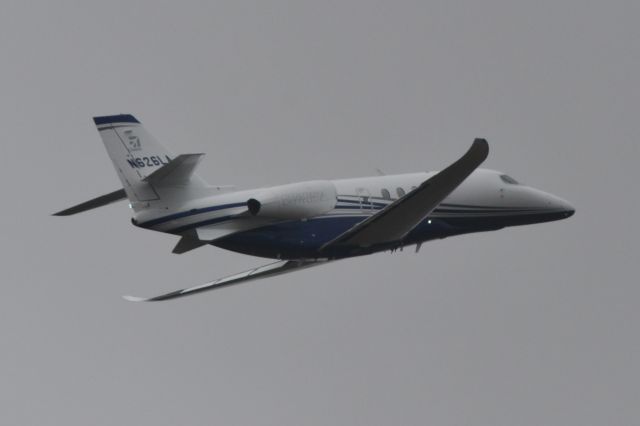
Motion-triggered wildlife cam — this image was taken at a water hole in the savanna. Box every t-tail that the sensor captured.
[53,114,222,217]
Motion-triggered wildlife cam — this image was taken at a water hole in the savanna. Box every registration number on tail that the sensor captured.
[127,155,172,168]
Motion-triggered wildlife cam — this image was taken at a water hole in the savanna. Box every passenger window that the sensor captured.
[396,187,406,197]
[381,188,391,200]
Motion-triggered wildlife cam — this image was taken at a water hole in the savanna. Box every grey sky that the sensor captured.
[1,1,638,425]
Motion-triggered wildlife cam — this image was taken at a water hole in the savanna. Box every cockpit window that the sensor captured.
[500,174,519,185]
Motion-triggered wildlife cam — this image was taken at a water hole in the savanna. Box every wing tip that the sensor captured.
[471,138,490,160]
[123,295,149,302]
[473,137,488,148]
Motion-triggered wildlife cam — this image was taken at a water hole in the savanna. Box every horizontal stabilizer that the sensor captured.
[143,153,205,186]
[53,189,126,216]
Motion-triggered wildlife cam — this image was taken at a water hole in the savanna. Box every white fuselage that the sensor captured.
[133,168,573,260]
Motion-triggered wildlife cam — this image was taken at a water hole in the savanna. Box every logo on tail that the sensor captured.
[124,130,142,151]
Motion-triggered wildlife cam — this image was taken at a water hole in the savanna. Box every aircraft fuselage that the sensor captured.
[134,168,574,260]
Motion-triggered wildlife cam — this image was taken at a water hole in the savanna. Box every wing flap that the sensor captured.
[322,138,489,248]
[123,259,328,302]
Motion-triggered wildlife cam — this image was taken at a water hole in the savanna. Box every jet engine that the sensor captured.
[247,180,337,219]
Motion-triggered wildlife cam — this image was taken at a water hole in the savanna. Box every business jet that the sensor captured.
[54,114,574,301]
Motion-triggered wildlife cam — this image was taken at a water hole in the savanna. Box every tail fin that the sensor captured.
[93,114,207,210]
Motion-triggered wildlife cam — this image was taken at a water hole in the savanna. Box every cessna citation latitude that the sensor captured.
[54,115,574,301]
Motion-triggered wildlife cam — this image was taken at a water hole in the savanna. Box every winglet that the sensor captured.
[471,138,489,159]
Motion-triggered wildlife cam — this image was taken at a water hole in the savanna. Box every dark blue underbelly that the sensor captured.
[212,216,459,259]
[211,210,567,259]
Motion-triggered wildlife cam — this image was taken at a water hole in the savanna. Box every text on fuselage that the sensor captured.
[278,191,326,206]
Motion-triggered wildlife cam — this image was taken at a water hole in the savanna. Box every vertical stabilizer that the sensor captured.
[93,114,209,212]
[94,114,173,203]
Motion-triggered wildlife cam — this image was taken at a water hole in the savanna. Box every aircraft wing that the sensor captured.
[322,138,489,249]
[123,259,329,302]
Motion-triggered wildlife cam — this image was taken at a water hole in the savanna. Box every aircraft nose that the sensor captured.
[504,186,575,224]
[547,194,575,218]
[524,187,575,220]
[561,201,575,218]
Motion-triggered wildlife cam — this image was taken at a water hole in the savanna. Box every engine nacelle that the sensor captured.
[247,180,337,219]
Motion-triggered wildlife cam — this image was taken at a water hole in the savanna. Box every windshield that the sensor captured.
[500,174,519,185]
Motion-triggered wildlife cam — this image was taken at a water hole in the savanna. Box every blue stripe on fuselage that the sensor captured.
[137,202,247,228]
[139,200,547,232]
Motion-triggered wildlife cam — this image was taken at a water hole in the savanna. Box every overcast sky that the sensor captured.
[1,1,638,425]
